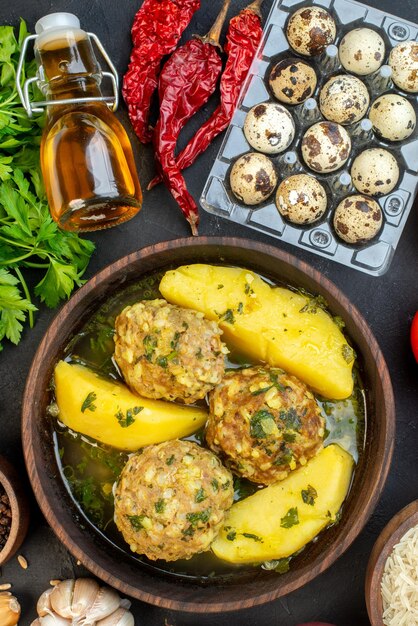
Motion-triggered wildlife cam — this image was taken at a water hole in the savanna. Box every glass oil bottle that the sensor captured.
[17,13,142,231]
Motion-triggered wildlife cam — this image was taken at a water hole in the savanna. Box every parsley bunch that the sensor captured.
[0,20,95,351]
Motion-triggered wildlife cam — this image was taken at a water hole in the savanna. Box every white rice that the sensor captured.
[381,523,418,626]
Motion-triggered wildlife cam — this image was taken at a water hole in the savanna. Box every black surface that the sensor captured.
[0,0,417,625]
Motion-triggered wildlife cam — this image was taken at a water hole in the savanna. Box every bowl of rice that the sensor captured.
[365,500,418,626]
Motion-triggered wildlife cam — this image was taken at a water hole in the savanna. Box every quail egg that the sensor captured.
[269,58,318,105]
[286,6,336,57]
[369,94,416,141]
[339,28,385,75]
[319,75,369,125]
[275,174,327,224]
[243,102,295,154]
[333,195,383,244]
[389,41,418,93]
[301,122,351,173]
[230,152,278,205]
[351,149,400,197]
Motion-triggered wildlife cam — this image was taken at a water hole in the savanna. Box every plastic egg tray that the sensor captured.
[200,0,418,276]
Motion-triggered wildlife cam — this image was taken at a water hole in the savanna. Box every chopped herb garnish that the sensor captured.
[251,385,274,396]
[127,514,146,531]
[170,331,181,349]
[250,409,276,439]
[283,431,296,443]
[182,526,195,537]
[186,508,211,525]
[333,316,345,330]
[299,294,328,314]
[211,478,219,492]
[195,347,203,359]
[226,529,237,541]
[156,355,168,368]
[182,321,189,330]
[301,485,318,506]
[279,408,301,431]
[342,344,356,364]
[262,557,290,573]
[217,284,224,289]
[166,454,175,466]
[195,487,207,503]
[237,302,244,314]
[221,480,231,491]
[244,283,254,295]
[242,533,263,542]
[143,334,158,361]
[115,405,144,428]
[154,498,166,514]
[218,308,235,324]
[280,507,299,529]
[81,392,97,413]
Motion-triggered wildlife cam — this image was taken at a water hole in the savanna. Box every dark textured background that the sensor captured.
[0,0,417,624]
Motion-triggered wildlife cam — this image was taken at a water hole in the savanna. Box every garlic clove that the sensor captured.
[71,578,100,618]
[0,591,21,626]
[118,598,131,610]
[37,587,54,617]
[96,607,135,626]
[50,579,75,619]
[39,612,72,625]
[80,586,120,624]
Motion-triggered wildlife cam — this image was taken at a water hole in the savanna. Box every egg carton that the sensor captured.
[200,0,418,276]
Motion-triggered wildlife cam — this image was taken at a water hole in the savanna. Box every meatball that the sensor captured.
[206,367,325,485]
[114,299,227,404]
[114,440,234,561]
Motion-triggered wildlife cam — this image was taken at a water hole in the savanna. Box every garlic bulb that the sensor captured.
[34,578,134,626]
[0,591,21,626]
[96,608,134,626]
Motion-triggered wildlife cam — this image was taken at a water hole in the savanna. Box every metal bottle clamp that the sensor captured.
[16,32,119,117]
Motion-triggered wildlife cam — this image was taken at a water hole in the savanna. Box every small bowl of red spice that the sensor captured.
[0,456,29,566]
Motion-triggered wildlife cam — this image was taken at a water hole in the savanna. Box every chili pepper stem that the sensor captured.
[246,0,264,17]
[198,0,231,48]
[190,217,199,236]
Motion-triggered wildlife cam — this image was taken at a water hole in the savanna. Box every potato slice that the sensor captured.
[159,264,354,399]
[211,444,353,564]
[54,361,207,450]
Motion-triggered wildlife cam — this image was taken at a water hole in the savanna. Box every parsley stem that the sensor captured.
[0,251,34,264]
[22,261,49,268]
[14,266,34,328]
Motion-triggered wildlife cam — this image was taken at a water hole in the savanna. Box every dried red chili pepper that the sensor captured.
[123,0,200,144]
[153,0,231,235]
[148,0,263,190]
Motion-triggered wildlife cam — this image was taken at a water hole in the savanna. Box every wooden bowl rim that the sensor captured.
[365,499,418,626]
[21,236,396,612]
[0,456,30,565]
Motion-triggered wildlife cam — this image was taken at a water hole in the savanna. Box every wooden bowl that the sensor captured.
[22,237,395,612]
[0,456,30,565]
[365,500,418,626]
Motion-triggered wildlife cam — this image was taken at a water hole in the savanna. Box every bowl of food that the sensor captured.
[22,236,395,612]
[0,456,30,566]
[365,500,418,626]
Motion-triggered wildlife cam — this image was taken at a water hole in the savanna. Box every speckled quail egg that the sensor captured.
[230,152,278,205]
[351,149,400,197]
[269,58,318,105]
[333,195,383,244]
[301,122,351,173]
[319,75,369,125]
[286,6,336,57]
[275,174,327,224]
[369,94,416,141]
[243,103,295,154]
[339,28,385,75]
[389,41,418,93]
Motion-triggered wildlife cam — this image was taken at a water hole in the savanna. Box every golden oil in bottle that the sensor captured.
[34,13,142,231]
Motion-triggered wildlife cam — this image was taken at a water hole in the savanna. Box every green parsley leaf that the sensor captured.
[115,406,144,428]
[81,392,97,413]
[186,508,211,526]
[280,507,299,529]
[127,514,146,531]
[301,484,318,506]
[242,533,263,542]
[250,409,276,439]
[195,487,207,503]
